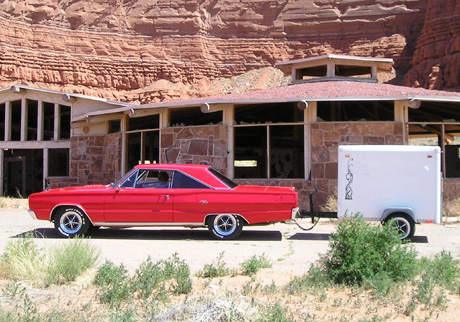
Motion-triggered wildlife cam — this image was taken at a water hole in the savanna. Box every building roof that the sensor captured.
[274,54,394,74]
[0,85,125,107]
[76,81,460,122]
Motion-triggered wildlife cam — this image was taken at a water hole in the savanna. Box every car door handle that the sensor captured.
[199,200,208,205]
[160,195,170,200]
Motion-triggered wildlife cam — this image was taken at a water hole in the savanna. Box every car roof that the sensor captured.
[133,163,228,188]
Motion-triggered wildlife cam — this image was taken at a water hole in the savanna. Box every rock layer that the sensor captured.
[0,0,457,103]
[403,0,460,91]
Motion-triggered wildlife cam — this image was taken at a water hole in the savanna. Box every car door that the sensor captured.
[103,169,173,223]
[170,171,222,223]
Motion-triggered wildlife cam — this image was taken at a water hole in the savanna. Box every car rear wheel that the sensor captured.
[208,214,243,240]
[384,213,415,240]
[54,207,90,238]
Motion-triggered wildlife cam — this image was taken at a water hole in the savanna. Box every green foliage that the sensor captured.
[197,252,230,278]
[94,261,131,305]
[94,253,192,306]
[286,264,331,295]
[132,253,192,298]
[419,251,460,292]
[258,303,293,322]
[240,253,272,276]
[47,237,100,285]
[320,214,418,286]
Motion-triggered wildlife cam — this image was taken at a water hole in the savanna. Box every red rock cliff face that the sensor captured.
[0,0,441,103]
[404,0,460,91]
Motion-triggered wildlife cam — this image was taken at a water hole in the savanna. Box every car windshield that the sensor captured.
[208,168,238,189]
[111,168,136,188]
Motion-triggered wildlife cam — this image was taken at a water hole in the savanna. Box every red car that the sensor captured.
[28,164,299,240]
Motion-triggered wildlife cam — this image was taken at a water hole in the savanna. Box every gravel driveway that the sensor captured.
[1,210,459,277]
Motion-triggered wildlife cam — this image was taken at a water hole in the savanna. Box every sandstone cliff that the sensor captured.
[0,0,457,103]
[403,0,460,91]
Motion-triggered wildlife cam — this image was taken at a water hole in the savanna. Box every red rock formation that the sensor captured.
[0,0,439,102]
[403,0,460,91]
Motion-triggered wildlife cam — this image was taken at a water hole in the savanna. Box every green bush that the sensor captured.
[197,252,230,278]
[240,253,272,276]
[94,260,131,305]
[307,215,419,287]
[322,214,419,286]
[95,253,192,306]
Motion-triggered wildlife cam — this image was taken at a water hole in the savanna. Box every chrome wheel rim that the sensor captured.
[388,217,410,239]
[60,211,83,235]
[214,214,237,236]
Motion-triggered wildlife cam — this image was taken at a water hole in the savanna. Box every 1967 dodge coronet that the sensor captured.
[28,164,299,239]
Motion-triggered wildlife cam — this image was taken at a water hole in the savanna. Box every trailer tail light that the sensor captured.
[428,155,433,158]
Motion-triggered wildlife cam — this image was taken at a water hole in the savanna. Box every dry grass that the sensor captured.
[0,197,28,210]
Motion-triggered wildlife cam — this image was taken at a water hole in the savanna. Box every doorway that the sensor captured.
[2,149,43,197]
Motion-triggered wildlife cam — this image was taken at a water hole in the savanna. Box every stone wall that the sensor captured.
[160,125,228,173]
[49,132,122,188]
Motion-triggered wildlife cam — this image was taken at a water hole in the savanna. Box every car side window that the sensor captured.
[171,171,209,189]
[135,170,171,188]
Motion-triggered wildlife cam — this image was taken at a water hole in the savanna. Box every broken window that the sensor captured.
[48,149,69,177]
[59,105,71,140]
[11,100,21,141]
[126,115,160,169]
[317,101,394,121]
[0,103,4,141]
[43,102,54,141]
[409,101,460,178]
[27,100,38,141]
[170,107,222,126]
[234,103,305,179]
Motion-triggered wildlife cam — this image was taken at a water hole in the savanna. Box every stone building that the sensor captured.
[2,55,460,211]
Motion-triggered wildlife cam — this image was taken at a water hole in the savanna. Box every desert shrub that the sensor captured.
[1,234,99,287]
[0,233,47,285]
[47,237,100,285]
[419,251,460,291]
[94,260,131,305]
[131,254,192,299]
[301,215,419,288]
[258,303,293,322]
[240,253,272,276]
[95,253,192,306]
[197,252,230,278]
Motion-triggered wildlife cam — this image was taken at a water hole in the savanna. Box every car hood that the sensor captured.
[42,184,108,193]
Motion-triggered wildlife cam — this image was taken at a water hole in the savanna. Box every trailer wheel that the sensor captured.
[384,213,415,240]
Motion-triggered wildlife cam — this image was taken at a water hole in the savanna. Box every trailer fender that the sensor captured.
[380,207,416,224]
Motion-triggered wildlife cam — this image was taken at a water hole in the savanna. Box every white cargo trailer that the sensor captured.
[337,145,442,239]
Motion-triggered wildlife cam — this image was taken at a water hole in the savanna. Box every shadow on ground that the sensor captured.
[12,228,283,241]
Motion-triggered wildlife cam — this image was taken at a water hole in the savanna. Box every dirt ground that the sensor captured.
[1,207,460,321]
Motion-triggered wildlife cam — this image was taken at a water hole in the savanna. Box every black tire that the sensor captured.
[207,214,243,240]
[384,213,415,240]
[54,207,90,238]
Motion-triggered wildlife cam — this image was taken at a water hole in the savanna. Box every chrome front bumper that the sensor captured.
[28,210,37,220]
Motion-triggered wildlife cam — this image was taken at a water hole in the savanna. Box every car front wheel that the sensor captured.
[208,214,243,240]
[54,207,90,238]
